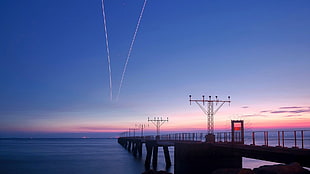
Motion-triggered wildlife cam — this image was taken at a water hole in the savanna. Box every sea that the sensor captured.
[0,137,308,174]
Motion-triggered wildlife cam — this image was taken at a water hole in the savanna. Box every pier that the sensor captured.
[118,129,310,174]
[118,137,174,169]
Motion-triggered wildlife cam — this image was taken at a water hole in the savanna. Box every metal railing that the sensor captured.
[247,130,309,149]
[120,130,309,149]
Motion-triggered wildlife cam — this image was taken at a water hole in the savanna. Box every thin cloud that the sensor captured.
[260,110,272,113]
[261,106,310,115]
[271,109,310,114]
[271,111,288,114]
[279,106,303,109]
[283,115,302,117]
[291,109,310,114]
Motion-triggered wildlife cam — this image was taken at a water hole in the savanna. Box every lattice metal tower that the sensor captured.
[129,128,139,137]
[148,117,168,136]
[189,95,231,135]
[136,123,147,137]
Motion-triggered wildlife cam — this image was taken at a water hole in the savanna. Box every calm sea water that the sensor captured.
[0,138,307,174]
[0,138,145,174]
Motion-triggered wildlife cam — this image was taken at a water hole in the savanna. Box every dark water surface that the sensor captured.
[0,138,146,174]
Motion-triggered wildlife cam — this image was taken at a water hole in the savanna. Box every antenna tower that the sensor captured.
[136,123,147,137]
[189,95,231,135]
[148,117,168,136]
[129,128,139,137]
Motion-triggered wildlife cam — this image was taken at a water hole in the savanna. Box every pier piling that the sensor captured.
[152,145,158,169]
[145,142,153,169]
[133,142,138,157]
[163,146,171,168]
[127,141,131,152]
[138,142,143,157]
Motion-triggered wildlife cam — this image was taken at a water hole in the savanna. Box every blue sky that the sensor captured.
[1,0,310,138]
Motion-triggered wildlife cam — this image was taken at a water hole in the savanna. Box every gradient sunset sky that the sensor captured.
[1,0,309,138]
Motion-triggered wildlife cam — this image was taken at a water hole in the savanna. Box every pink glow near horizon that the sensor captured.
[4,104,309,134]
[8,114,308,134]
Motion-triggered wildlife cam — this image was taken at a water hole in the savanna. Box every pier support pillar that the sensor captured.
[163,146,172,168]
[152,145,158,169]
[123,140,127,148]
[138,142,143,157]
[131,141,135,152]
[127,141,131,152]
[175,143,242,174]
[145,142,153,170]
[133,142,138,157]
[131,141,135,154]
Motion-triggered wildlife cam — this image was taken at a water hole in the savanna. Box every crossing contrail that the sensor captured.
[117,0,148,101]
[101,0,113,101]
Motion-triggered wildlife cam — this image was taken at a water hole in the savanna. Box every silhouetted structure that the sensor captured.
[189,95,230,143]
[118,123,310,174]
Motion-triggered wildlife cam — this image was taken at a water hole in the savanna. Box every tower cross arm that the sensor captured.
[195,101,208,116]
[214,100,231,115]
[160,119,168,127]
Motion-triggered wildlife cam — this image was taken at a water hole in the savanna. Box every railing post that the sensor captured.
[278,131,280,147]
[301,130,304,149]
[220,132,222,142]
[266,131,268,146]
[294,131,297,148]
[252,132,255,145]
[282,131,285,147]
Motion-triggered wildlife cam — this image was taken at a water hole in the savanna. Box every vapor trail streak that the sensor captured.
[117,0,148,101]
[101,0,113,101]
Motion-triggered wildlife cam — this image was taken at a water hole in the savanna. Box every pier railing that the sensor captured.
[120,130,309,149]
[247,130,309,149]
[215,130,310,149]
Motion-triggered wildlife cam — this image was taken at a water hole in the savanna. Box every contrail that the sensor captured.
[117,0,148,101]
[101,0,113,101]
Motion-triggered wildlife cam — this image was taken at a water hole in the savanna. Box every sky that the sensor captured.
[0,0,309,138]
